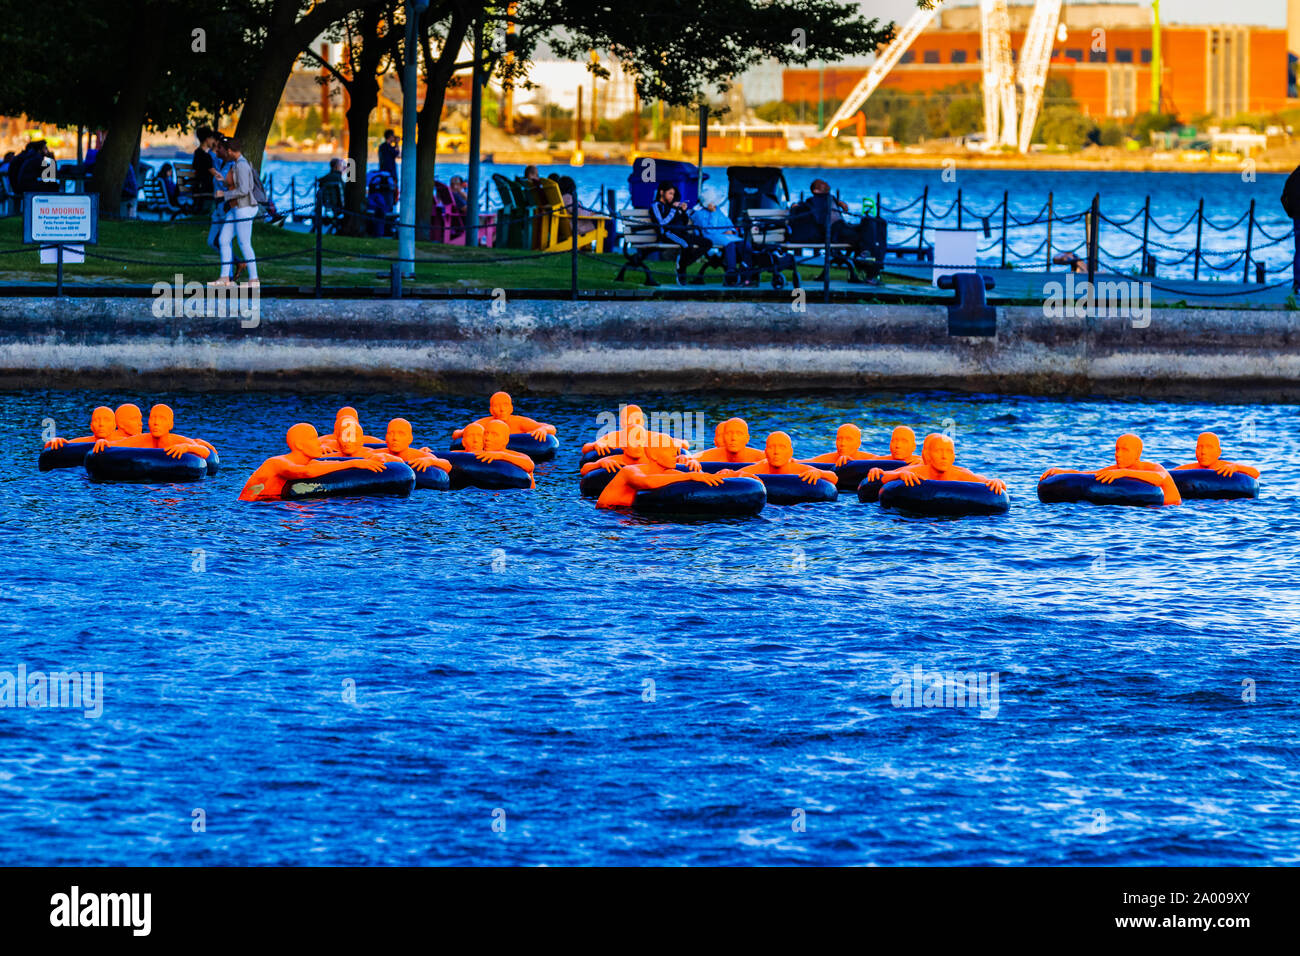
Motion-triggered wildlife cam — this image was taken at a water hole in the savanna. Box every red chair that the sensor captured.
[430,180,467,244]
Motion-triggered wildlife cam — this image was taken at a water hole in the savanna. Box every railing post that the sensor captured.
[1044,191,1054,270]
[1087,193,1100,286]
[314,187,323,298]
[918,184,929,260]
[1140,195,1151,276]
[823,201,832,303]
[1193,197,1204,281]
[289,175,295,212]
[1242,198,1256,284]
[570,193,579,300]
[956,187,963,230]
[1000,190,1009,269]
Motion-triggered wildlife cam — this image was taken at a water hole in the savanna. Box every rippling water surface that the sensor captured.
[2,389,1298,865]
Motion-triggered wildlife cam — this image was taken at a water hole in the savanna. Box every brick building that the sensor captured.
[784,3,1288,120]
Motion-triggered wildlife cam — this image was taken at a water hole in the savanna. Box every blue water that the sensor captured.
[260,157,1294,281]
[4,389,1299,865]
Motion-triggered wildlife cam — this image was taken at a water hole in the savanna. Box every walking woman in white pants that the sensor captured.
[209,137,259,287]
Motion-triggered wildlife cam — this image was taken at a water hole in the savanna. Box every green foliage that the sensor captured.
[1036,106,1097,150]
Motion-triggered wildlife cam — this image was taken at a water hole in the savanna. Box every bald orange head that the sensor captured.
[1115,433,1143,468]
[386,417,413,453]
[461,422,486,453]
[889,426,917,460]
[834,423,862,456]
[287,423,324,458]
[921,433,955,472]
[484,419,512,451]
[488,391,513,420]
[147,403,174,437]
[115,403,143,436]
[89,406,116,439]
[1195,431,1221,467]
[721,418,750,453]
[764,431,794,467]
[620,404,645,431]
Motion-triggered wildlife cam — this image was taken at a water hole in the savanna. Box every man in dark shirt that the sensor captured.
[378,129,398,181]
[190,126,217,212]
[1282,164,1300,294]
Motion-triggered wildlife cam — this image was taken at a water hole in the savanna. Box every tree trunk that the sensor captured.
[233,40,301,172]
[416,6,469,241]
[341,79,379,237]
[95,40,164,217]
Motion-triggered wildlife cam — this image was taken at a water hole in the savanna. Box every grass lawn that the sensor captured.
[0,214,934,297]
[0,215,846,294]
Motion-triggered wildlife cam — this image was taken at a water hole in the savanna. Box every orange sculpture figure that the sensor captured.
[319,406,383,453]
[115,403,144,437]
[453,391,556,442]
[385,418,451,474]
[239,423,385,501]
[1172,432,1260,478]
[584,404,688,454]
[43,406,118,449]
[329,415,400,463]
[452,420,538,488]
[597,433,723,508]
[694,418,765,463]
[803,423,878,467]
[869,433,1007,494]
[880,425,922,463]
[91,404,211,460]
[726,432,837,484]
[1040,433,1181,504]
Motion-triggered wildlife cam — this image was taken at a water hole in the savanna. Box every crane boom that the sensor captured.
[1017,0,1064,152]
[980,0,1017,147]
[816,1,946,139]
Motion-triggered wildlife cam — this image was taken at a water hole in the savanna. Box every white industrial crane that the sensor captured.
[813,0,1071,154]
[980,0,1018,148]
[1016,0,1065,151]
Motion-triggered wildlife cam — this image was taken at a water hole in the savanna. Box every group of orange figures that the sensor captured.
[580,407,1002,508]
[579,404,1259,508]
[239,393,554,500]
[44,403,217,463]
[47,393,1260,511]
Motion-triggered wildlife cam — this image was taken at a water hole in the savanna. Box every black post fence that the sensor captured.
[1242,199,1256,284]
[1193,197,1205,281]
[313,186,323,299]
[1044,192,1053,270]
[1000,190,1009,269]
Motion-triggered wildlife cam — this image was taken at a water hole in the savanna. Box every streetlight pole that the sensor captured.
[399,0,429,277]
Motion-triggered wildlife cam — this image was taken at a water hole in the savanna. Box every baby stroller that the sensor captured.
[725,166,799,289]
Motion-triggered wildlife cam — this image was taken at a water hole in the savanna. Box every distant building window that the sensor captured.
[1089,49,1107,63]
[1115,49,1133,63]
[900,51,915,64]
[923,50,939,64]
[951,50,967,64]
[1065,49,1083,62]
[1140,48,1152,63]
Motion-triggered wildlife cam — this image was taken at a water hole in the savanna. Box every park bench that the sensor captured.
[614,208,699,286]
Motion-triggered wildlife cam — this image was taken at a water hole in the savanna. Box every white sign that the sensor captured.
[26,195,96,243]
[40,245,84,264]
[932,229,978,287]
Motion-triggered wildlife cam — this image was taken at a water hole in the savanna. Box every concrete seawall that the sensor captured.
[0,297,1297,400]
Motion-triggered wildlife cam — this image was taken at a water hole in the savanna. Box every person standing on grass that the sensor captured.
[207,138,244,281]
[209,137,258,288]
[1281,162,1300,295]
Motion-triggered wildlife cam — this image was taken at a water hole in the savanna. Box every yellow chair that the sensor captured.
[538,178,608,253]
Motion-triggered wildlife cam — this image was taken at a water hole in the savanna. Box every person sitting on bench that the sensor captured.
[788,178,887,279]
[650,183,711,285]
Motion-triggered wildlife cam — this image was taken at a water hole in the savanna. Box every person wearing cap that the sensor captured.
[690,187,750,286]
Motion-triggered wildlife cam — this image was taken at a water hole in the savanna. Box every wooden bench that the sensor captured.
[615,209,695,286]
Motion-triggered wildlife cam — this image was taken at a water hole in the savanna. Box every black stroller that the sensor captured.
[725,166,798,289]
